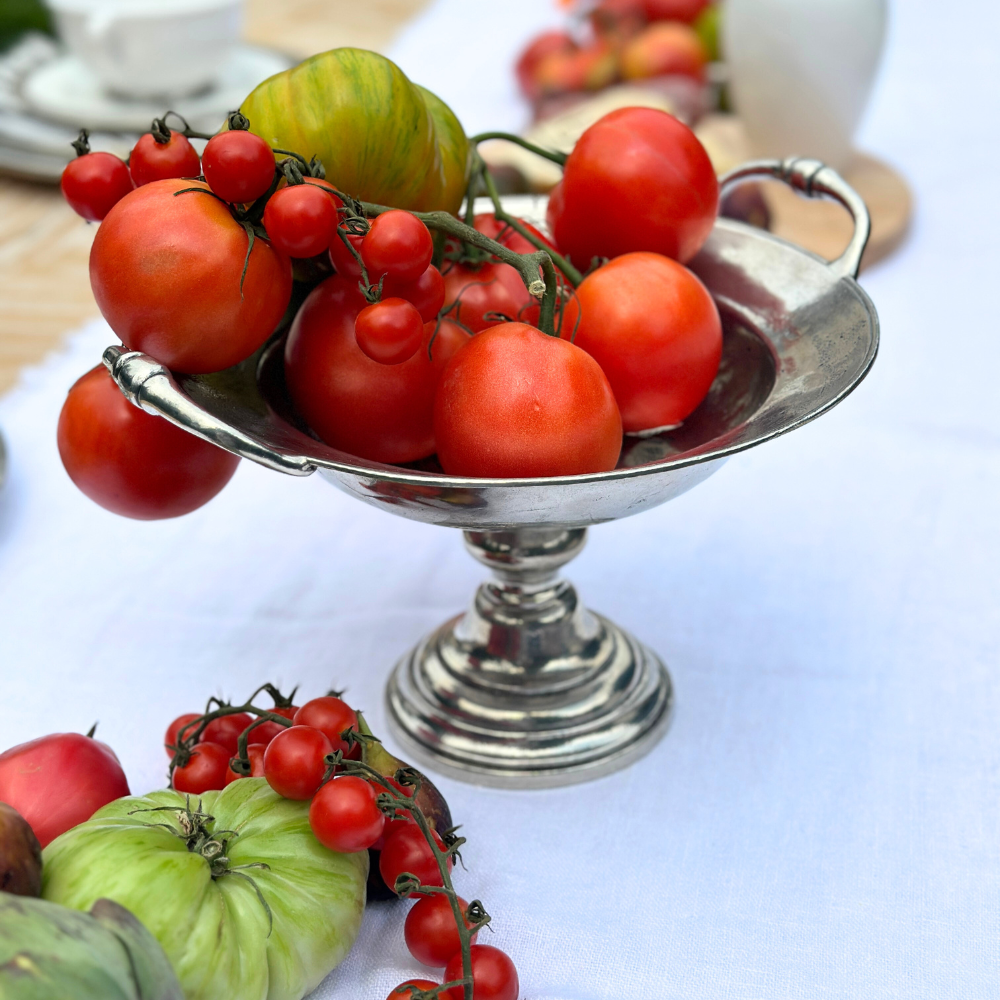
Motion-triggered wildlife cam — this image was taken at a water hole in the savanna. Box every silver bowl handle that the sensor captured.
[719,157,872,280]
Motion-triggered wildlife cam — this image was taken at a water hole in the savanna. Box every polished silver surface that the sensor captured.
[105,160,879,787]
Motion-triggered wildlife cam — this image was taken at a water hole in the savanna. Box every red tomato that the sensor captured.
[444,946,519,1000]
[129,130,200,186]
[58,365,240,519]
[172,741,230,794]
[355,298,424,365]
[383,264,445,323]
[309,776,386,852]
[164,712,200,757]
[642,0,710,22]
[620,22,707,81]
[379,825,451,898]
[534,41,617,96]
[284,275,470,464]
[263,183,339,258]
[61,152,133,222]
[434,322,622,478]
[329,224,366,280]
[0,733,129,848]
[516,30,575,100]
[386,981,439,1000]
[405,894,478,968]
[361,210,433,284]
[202,130,275,203]
[225,743,266,783]
[293,697,358,754]
[561,251,721,431]
[245,706,297,745]
[91,179,292,374]
[549,107,718,266]
[200,713,254,756]
[441,261,521,333]
[263,726,332,800]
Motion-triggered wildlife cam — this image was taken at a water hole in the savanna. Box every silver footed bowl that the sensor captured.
[105,158,879,788]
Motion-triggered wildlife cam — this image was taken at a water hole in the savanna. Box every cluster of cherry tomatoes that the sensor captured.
[165,694,518,1000]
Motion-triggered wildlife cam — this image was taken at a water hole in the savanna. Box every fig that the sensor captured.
[0,801,42,897]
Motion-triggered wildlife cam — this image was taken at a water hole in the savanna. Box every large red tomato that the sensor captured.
[284,275,470,464]
[58,365,240,519]
[0,733,130,847]
[441,261,521,333]
[561,252,721,431]
[434,322,622,478]
[90,178,292,374]
[549,107,718,266]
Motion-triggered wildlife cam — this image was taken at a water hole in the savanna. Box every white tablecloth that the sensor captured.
[2,1,999,997]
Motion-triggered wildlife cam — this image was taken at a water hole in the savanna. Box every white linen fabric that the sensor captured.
[1,1,998,997]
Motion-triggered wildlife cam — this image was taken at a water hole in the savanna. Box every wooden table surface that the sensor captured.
[0,0,427,397]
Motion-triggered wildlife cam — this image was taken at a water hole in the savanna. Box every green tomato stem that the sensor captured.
[469,131,568,167]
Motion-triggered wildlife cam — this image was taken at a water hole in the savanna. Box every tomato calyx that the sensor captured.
[70,128,91,158]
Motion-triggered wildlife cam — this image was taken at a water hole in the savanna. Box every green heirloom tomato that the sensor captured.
[41,779,367,1000]
[240,47,470,213]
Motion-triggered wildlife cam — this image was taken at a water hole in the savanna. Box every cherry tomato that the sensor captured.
[245,706,297,746]
[284,275,470,464]
[355,297,424,365]
[405,894,478,968]
[200,713,254,755]
[262,725,332,800]
[620,22,707,82]
[91,179,292,374]
[378,824,451,897]
[441,261,521,333]
[309,776,386,852]
[202,129,275,203]
[293,697,358,754]
[443,946,519,1000]
[549,107,718,266]
[387,981,439,1000]
[516,30,575,101]
[561,252,722,431]
[434,322,622,478]
[129,130,200,187]
[329,224,366,280]
[225,743,266,784]
[61,151,133,222]
[383,264,445,323]
[263,183,339,258]
[0,733,130,848]
[58,365,240,519]
[534,41,617,96]
[361,209,433,284]
[172,741,230,794]
[164,712,200,757]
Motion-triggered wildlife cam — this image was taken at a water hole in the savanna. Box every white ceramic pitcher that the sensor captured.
[723,0,888,170]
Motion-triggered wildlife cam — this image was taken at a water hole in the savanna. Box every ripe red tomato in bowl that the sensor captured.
[548,106,718,267]
[560,252,722,433]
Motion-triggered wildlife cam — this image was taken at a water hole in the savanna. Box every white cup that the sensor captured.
[723,0,888,171]
[48,0,245,101]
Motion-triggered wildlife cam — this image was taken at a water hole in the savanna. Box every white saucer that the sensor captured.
[21,45,290,134]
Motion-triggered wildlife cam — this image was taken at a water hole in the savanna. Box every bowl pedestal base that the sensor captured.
[385,527,673,788]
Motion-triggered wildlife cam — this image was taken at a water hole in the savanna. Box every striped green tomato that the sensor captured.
[41,779,367,1000]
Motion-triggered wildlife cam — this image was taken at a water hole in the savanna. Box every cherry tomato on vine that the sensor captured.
[405,894,478,967]
[58,366,240,519]
[225,743,266,784]
[309,776,385,852]
[383,264,445,323]
[172,742,230,794]
[355,297,424,365]
[433,322,623,478]
[441,262,521,333]
[329,223,366,279]
[263,183,339,258]
[202,129,275,203]
[549,106,718,266]
[560,251,722,431]
[91,178,292,374]
[200,713,253,755]
[293,697,358,754]
[386,981,439,1000]
[61,151,133,221]
[360,209,433,284]
[129,130,201,187]
[443,945,519,1000]
[262,725,332,800]
[378,824,451,897]
[245,706,297,746]
[165,713,200,757]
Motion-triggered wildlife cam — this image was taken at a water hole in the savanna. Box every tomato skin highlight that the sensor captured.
[263,726,333,800]
[91,179,292,374]
[61,152,133,221]
[293,697,358,754]
[434,322,622,478]
[379,825,451,897]
[129,130,200,186]
[309,777,385,852]
[551,106,718,266]
[58,366,240,519]
[405,894,477,967]
[172,741,231,794]
[202,129,276,203]
[561,251,722,431]
[0,733,130,848]
[443,945,519,1000]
